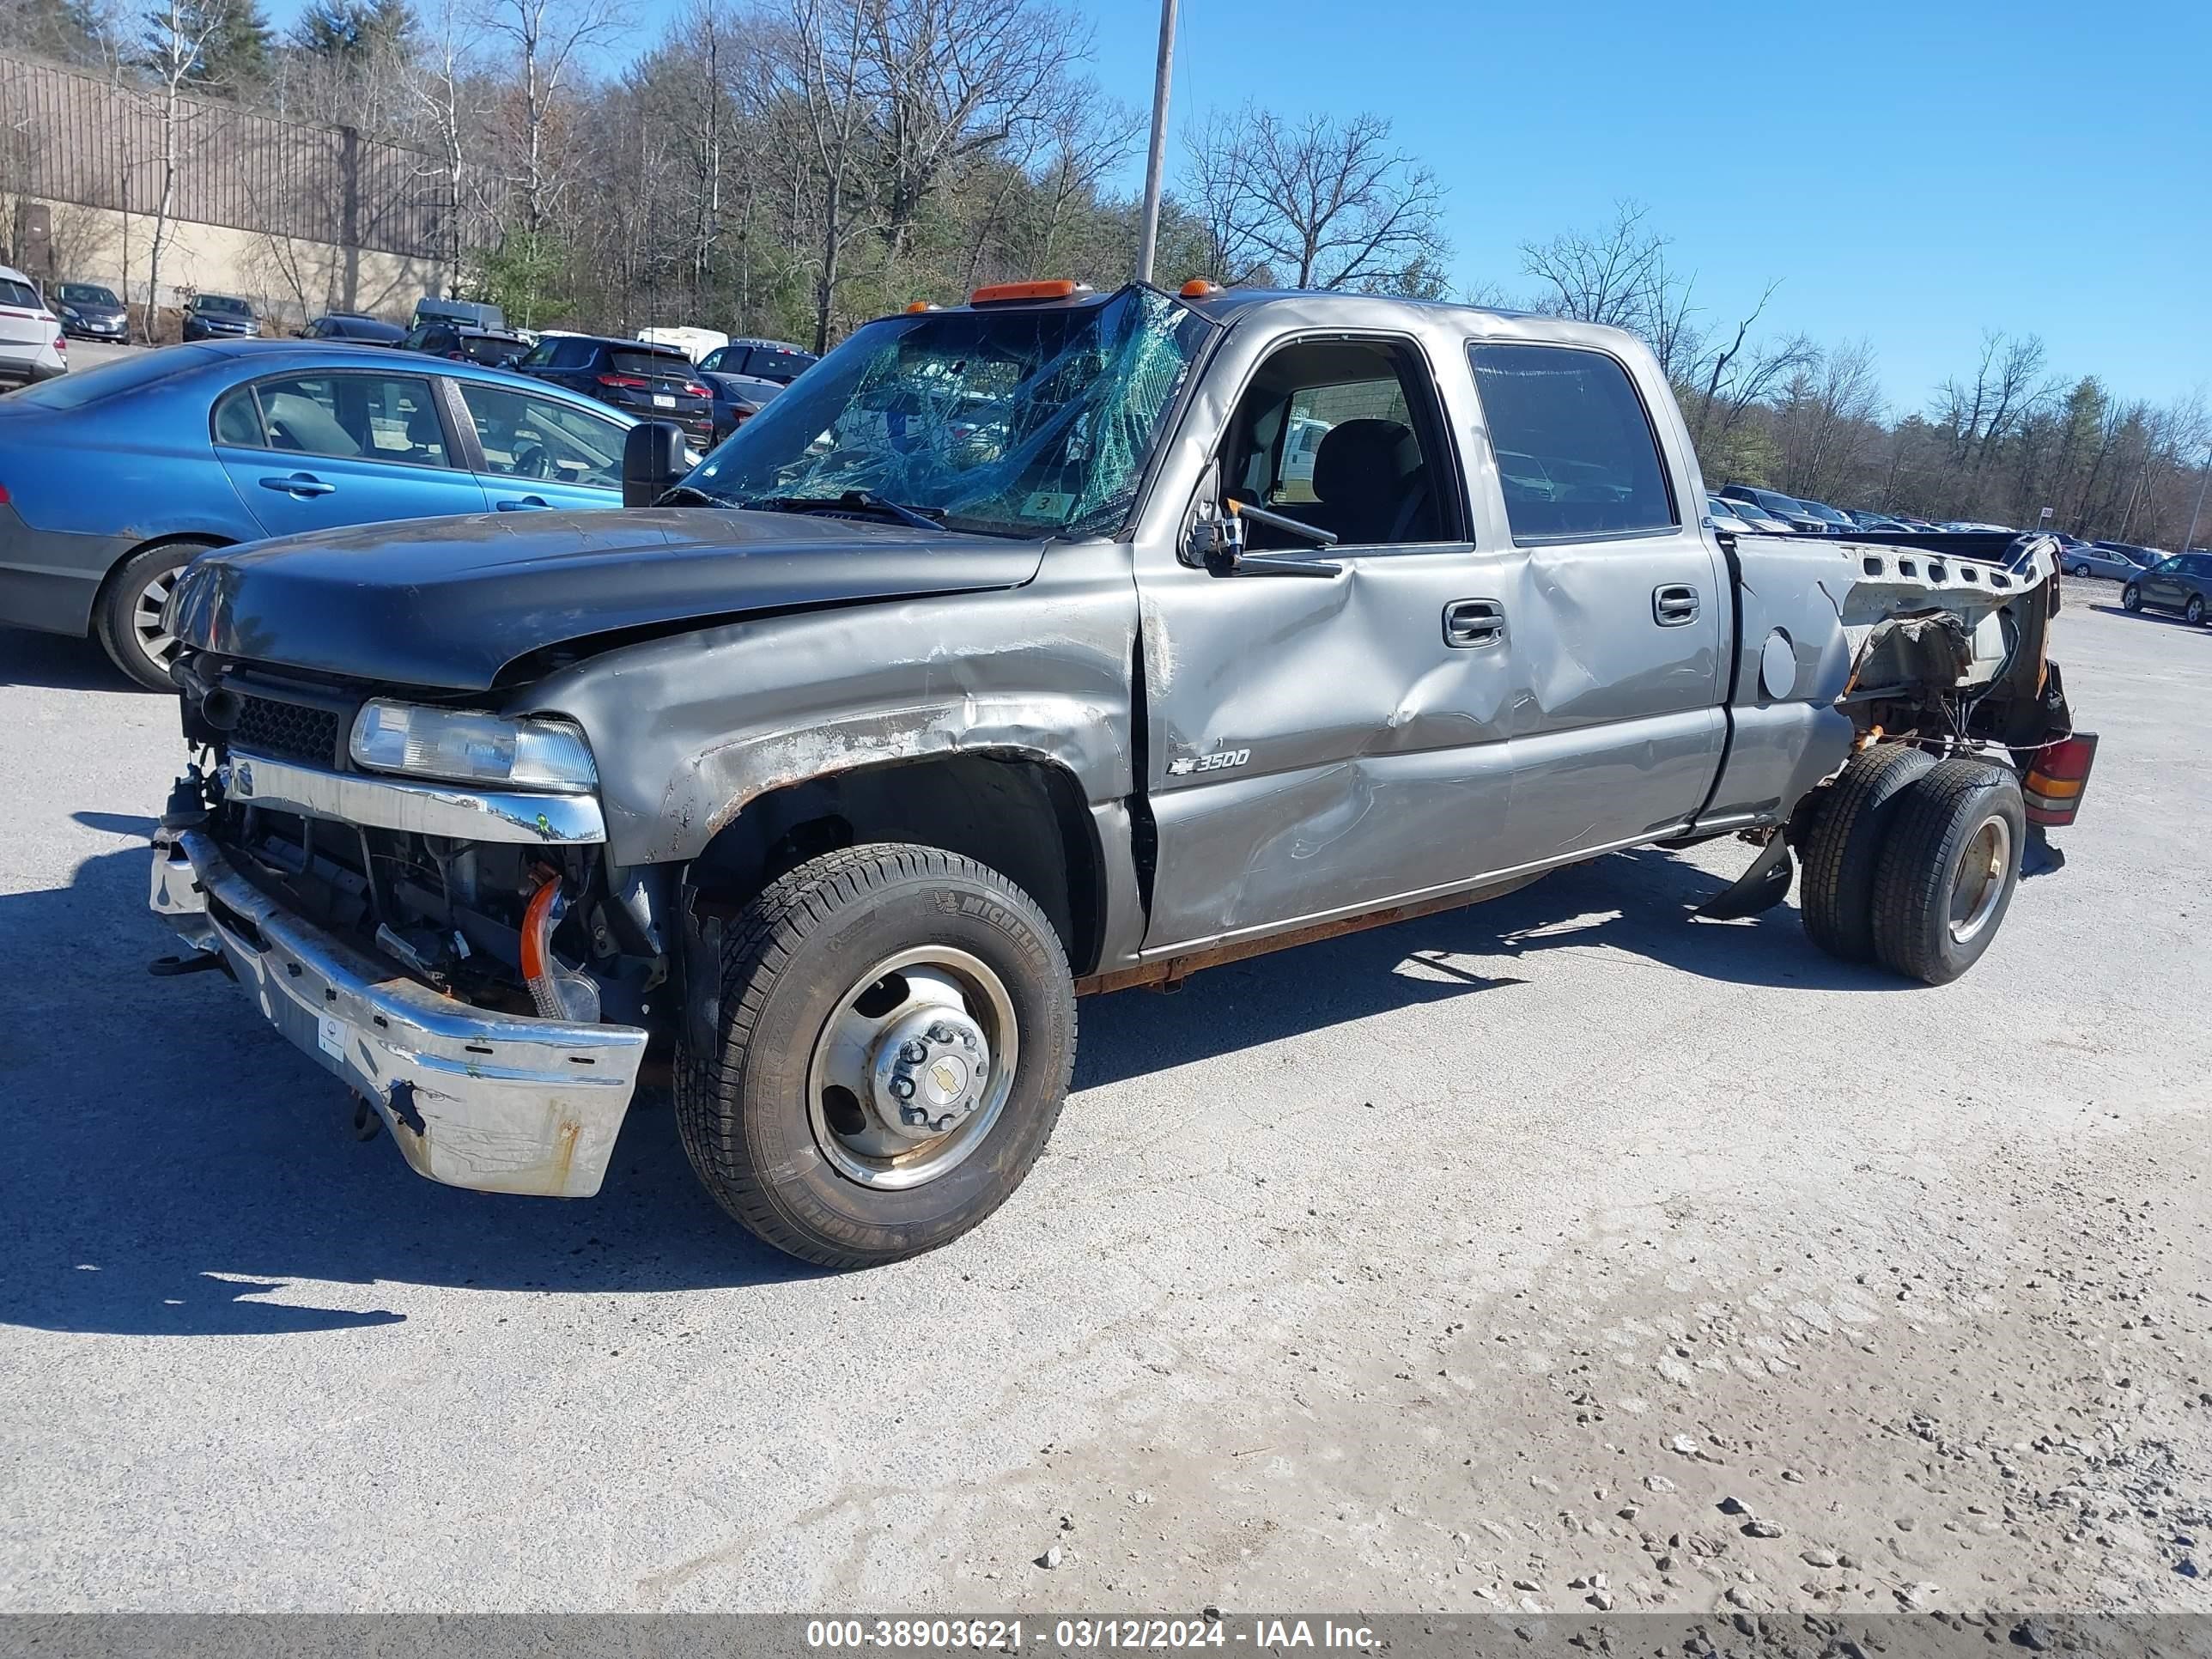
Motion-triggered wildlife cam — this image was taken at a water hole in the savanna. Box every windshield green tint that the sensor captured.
[684,287,1212,537]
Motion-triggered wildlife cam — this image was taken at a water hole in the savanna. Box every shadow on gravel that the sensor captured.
[0,626,143,692]
[0,837,1887,1336]
[1075,843,1893,1089]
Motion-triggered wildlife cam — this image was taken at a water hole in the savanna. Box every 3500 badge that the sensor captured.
[1166,747,1249,777]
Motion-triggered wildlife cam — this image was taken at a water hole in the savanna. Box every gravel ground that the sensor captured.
[0,587,2207,1617]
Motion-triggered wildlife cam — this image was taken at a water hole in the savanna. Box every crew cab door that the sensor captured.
[1133,328,1519,952]
[1457,337,1727,863]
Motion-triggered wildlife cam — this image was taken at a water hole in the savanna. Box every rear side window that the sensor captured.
[1470,343,1676,543]
[1,277,43,307]
[741,346,815,381]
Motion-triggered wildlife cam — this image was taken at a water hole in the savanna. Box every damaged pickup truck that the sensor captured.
[149,278,2099,1267]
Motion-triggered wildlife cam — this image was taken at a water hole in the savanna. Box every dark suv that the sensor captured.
[2123,552,2212,625]
[516,334,714,445]
[399,320,529,368]
[180,294,260,341]
[700,337,817,386]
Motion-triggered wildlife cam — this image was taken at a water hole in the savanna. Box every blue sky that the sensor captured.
[273,0,2211,413]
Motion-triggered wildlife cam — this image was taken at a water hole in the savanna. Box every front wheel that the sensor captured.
[1869,759,2026,985]
[676,843,1076,1268]
[2122,583,2143,612]
[2186,595,2206,625]
[94,539,214,691]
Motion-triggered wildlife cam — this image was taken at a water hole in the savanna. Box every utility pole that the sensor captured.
[1133,0,1178,285]
[2185,446,2212,554]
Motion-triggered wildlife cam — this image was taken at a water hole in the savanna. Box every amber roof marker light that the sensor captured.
[1179,279,1222,298]
[968,279,1092,306]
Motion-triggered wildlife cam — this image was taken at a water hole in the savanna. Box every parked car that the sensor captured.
[0,264,67,384]
[2091,540,2162,576]
[0,338,636,689]
[1844,507,1910,532]
[1717,483,1825,532]
[699,337,817,386]
[515,332,714,447]
[2122,552,2212,624]
[696,365,787,446]
[1715,496,1795,532]
[398,320,530,368]
[412,296,506,332]
[1941,520,2015,533]
[304,312,406,344]
[180,294,261,341]
[52,282,129,342]
[2044,532,2141,581]
[144,280,2089,1268]
[1795,497,1856,533]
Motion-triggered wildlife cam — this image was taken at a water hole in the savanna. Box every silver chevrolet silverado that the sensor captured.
[148,280,2099,1267]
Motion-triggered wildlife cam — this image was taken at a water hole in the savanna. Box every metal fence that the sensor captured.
[0,53,441,258]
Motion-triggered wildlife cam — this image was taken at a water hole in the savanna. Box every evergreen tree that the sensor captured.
[139,0,273,94]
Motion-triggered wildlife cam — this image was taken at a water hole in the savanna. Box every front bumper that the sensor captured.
[151,828,647,1198]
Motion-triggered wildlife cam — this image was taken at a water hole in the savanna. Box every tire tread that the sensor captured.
[675,842,1074,1269]
[1799,743,1935,963]
[1869,758,2022,984]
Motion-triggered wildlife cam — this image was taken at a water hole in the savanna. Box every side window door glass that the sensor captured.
[225,373,451,466]
[1219,339,1456,550]
[1470,342,1678,544]
[459,383,624,494]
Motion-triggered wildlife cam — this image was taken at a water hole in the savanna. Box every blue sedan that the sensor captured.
[0,338,639,688]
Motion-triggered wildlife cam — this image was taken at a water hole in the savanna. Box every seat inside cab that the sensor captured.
[1217,338,1454,550]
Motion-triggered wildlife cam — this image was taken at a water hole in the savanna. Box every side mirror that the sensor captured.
[1183,507,1245,573]
[623,420,688,507]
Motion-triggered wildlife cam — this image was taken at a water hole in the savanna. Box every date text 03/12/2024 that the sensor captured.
[805,1619,1379,1650]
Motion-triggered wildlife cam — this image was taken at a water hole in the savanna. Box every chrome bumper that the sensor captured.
[150,830,647,1198]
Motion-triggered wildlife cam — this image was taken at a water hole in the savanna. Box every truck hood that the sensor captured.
[168,507,1048,691]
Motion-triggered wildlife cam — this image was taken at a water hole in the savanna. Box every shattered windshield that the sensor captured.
[684,287,1213,538]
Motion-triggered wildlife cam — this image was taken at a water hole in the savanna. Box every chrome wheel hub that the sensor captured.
[805,947,1018,1190]
[1948,815,2013,946]
[868,1003,990,1141]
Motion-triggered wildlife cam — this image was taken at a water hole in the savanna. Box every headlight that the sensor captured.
[349,701,597,793]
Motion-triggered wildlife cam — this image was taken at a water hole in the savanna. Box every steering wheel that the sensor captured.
[514,445,556,480]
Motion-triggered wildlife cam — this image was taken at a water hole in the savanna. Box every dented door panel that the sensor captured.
[1138,546,1517,947]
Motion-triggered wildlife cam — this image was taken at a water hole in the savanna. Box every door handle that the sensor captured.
[495,495,550,511]
[1443,598,1505,647]
[260,473,335,497]
[1653,583,1700,625]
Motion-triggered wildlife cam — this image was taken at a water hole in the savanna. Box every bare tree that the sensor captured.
[1774,338,1884,501]
[482,0,623,235]
[411,0,479,288]
[1185,104,1448,294]
[1519,199,1667,331]
[864,0,1078,258]
[134,0,228,340]
[777,0,875,352]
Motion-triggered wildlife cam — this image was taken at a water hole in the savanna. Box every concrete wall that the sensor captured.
[8,196,446,330]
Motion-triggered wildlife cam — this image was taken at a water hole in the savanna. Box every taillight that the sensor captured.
[597,372,650,389]
[2023,732,2098,827]
[681,381,708,398]
[0,483,10,504]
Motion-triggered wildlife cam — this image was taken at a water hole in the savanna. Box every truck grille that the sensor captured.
[232,696,342,767]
